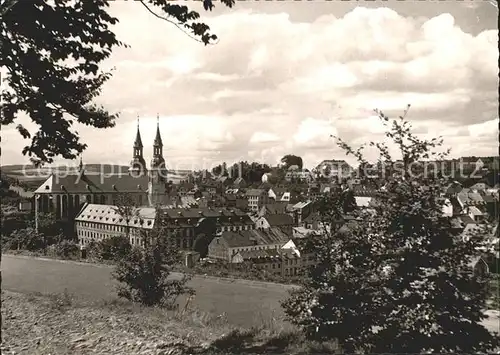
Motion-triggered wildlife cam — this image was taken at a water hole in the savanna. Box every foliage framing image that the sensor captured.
[281,106,500,353]
[0,0,234,165]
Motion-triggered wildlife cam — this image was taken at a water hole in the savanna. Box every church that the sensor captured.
[33,116,172,224]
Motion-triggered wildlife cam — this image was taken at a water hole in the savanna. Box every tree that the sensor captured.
[282,106,500,353]
[193,233,210,258]
[1,0,235,166]
[113,193,139,240]
[95,235,132,261]
[113,207,194,307]
[281,154,304,170]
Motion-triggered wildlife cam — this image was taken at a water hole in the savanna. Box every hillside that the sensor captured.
[1,290,325,355]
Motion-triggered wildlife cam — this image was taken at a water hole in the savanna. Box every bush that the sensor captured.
[113,216,194,308]
[282,108,500,353]
[92,235,131,261]
[47,240,79,259]
[6,227,47,251]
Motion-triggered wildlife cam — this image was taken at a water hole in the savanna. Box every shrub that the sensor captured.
[282,107,500,353]
[93,235,131,261]
[47,240,79,259]
[113,208,194,308]
[7,227,46,251]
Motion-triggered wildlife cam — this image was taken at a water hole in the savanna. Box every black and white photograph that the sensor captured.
[1,0,499,353]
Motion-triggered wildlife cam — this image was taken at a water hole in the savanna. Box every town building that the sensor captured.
[285,170,313,183]
[159,207,255,249]
[256,214,295,235]
[315,160,352,180]
[75,203,156,247]
[207,228,289,262]
[245,188,269,212]
[33,117,171,230]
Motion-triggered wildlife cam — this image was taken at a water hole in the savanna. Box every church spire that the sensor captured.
[134,116,143,148]
[154,113,163,147]
[129,115,147,176]
[151,113,165,169]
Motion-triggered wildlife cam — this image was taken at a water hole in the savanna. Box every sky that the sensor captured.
[1,0,499,171]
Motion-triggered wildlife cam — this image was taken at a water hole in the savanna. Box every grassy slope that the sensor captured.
[1,290,339,355]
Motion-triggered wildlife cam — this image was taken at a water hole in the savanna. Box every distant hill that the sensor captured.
[1,164,130,175]
[0,164,191,191]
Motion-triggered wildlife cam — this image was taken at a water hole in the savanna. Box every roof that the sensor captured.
[153,121,163,146]
[34,173,150,194]
[246,188,266,197]
[261,203,287,215]
[271,187,288,197]
[468,206,484,216]
[262,213,294,226]
[220,228,290,248]
[457,191,485,205]
[233,177,245,185]
[317,159,349,166]
[159,207,253,227]
[75,203,156,229]
[303,212,322,223]
[470,182,490,190]
[459,215,477,225]
[225,188,240,194]
[180,196,198,207]
[445,183,463,195]
[236,249,281,261]
[292,201,312,210]
[133,124,143,148]
[293,226,320,238]
[482,194,498,203]
[354,196,372,207]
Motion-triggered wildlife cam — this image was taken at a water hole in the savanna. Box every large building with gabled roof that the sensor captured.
[33,116,172,229]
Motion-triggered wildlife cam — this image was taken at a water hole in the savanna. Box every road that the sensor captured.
[2,254,498,333]
[1,254,294,328]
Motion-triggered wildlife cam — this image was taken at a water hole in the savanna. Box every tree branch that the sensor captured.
[139,0,219,45]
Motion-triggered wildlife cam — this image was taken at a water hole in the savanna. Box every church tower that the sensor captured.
[148,114,168,206]
[129,117,147,177]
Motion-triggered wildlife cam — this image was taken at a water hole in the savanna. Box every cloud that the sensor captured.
[2,4,497,169]
[292,118,338,150]
[250,132,281,144]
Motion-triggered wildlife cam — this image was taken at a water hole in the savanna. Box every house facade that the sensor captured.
[245,188,269,212]
[255,213,295,235]
[159,207,255,249]
[207,228,289,262]
[75,203,156,247]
